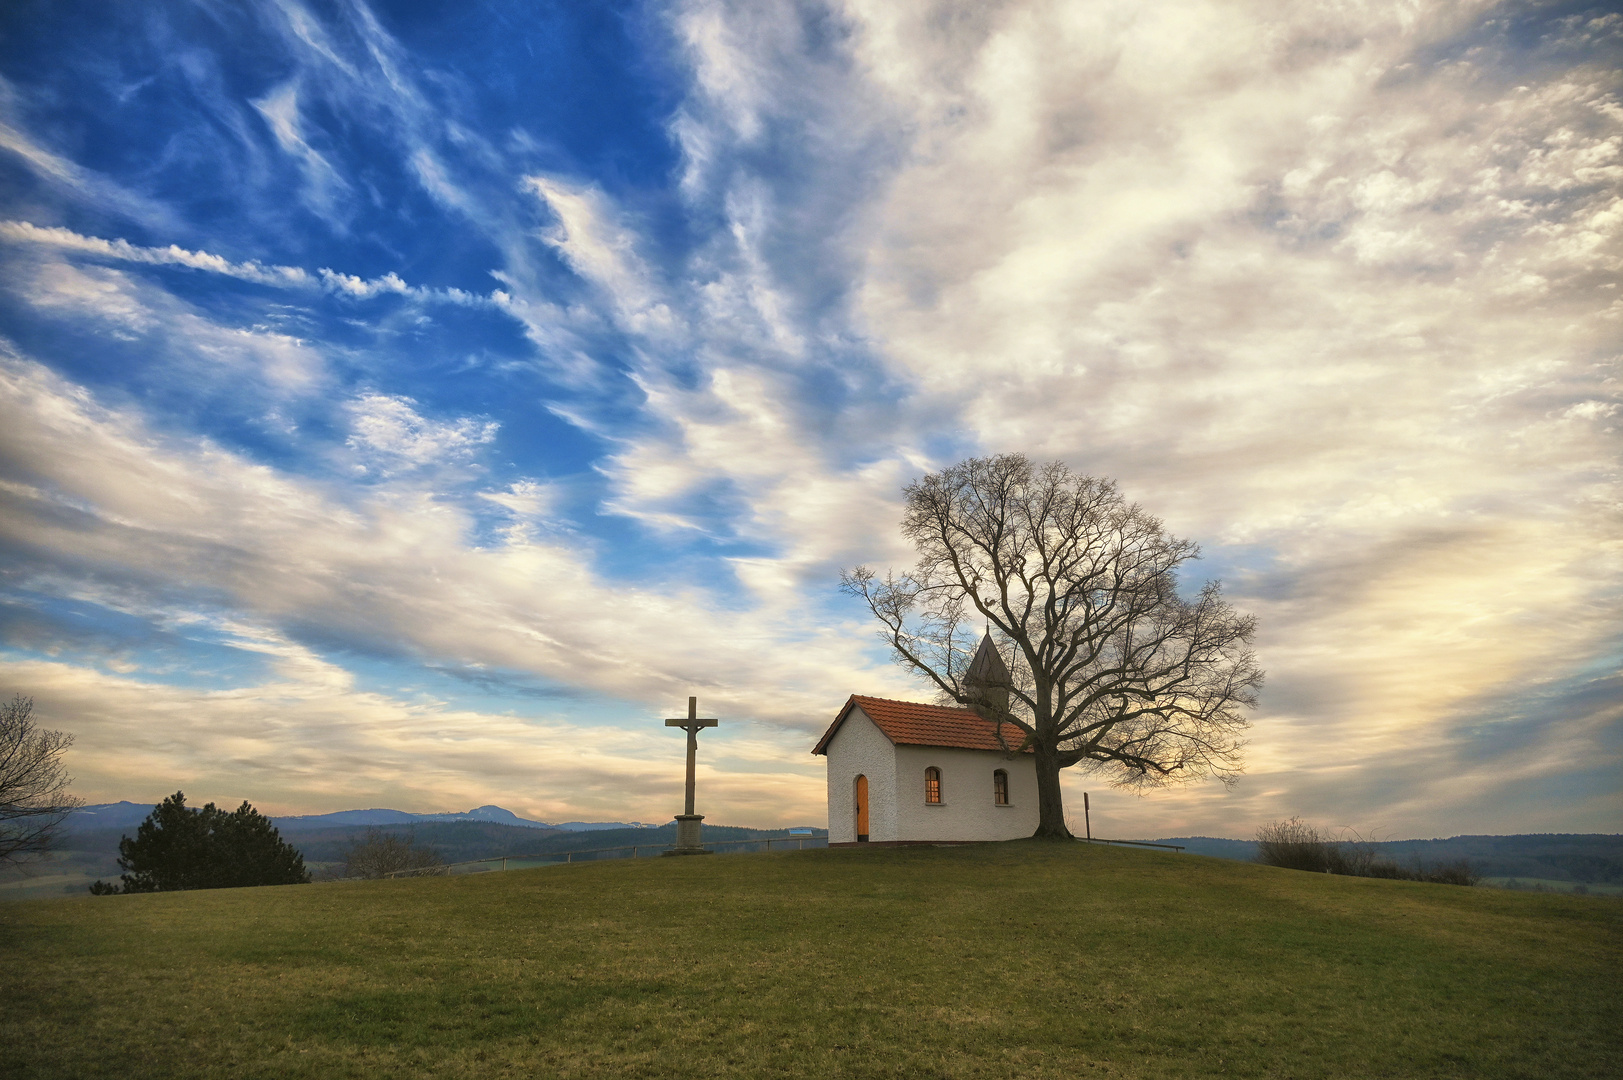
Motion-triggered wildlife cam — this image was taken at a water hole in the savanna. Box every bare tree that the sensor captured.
[0,695,86,865]
[341,827,447,879]
[843,455,1262,839]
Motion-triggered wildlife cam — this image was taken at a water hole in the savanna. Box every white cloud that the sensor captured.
[478,479,559,521]
[523,175,678,338]
[22,260,156,337]
[4,254,329,393]
[344,393,498,473]
[250,78,354,226]
[0,220,314,287]
[260,0,507,240]
[0,219,501,308]
[0,351,911,741]
[5,652,828,826]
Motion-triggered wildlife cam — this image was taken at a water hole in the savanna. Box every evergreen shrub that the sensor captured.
[90,791,309,893]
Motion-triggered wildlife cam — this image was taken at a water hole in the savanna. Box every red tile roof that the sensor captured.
[812,695,1032,755]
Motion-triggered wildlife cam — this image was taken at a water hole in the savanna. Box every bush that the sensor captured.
[1255,817,1329,872]
[341,827,447,879]
[1326,841,1378,877]
[91,792,309,893]
[1255,818,1476,886]
[1421,860,1479,887]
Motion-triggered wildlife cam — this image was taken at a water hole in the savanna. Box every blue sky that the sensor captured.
[0,0,1618,837]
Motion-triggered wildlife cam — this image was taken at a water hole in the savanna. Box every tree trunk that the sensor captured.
[1031,745,1073,840]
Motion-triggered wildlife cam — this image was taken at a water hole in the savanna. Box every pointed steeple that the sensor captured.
[964,631,1012,719]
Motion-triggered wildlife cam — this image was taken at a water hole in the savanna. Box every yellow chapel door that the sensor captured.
[854,774,869,842]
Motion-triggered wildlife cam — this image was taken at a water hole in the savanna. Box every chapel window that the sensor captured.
[924,767,942,804]
[993,769,1009,806]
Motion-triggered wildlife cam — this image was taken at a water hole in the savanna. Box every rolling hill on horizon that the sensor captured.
[62,802,1622,885]
[63,801,665,834]
[1150,833,1623,884]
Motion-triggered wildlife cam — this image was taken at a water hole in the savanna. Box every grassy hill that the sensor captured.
[2,842,1617,1078]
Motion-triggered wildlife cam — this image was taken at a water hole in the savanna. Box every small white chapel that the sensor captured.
[812,634,1038,845]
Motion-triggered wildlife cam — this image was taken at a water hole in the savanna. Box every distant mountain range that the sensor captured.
[64,801,663,833]
[1147,837,1259,859]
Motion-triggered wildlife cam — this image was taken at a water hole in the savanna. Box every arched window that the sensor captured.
[993,769,1009,806]
[924,767,942,804]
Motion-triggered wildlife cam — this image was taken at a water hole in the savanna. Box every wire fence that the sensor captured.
[383,835,829,878]
[1078,838,1185,851]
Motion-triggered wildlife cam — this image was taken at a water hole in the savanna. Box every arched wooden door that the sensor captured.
[854,774,869,843]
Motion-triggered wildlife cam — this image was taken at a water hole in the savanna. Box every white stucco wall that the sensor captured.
[892,743,1039,841]
[823,704,1040,843]
[823,707,899,843]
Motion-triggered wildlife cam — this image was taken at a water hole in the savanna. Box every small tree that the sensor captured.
[0,695,85,866]
[341,827,447,879]
[91,791,309,893]
[1255,817,1330,872]
[844,455,1262,838]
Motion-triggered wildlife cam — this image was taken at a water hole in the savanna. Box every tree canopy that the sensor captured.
[843,454,1262,838]
[92,791,309,893]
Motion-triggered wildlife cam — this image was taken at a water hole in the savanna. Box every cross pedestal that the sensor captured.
[663,696,717,856]
[671,813,707,853]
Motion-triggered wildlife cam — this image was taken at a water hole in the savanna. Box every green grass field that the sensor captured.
[3,841,1618,1079]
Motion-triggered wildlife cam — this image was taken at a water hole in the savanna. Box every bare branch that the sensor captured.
[0,695,86,865]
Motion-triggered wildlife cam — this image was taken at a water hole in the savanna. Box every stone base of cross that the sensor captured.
[662,696,717,856]
[667,813,711,856]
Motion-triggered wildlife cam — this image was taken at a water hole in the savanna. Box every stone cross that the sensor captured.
[663,696,718,855]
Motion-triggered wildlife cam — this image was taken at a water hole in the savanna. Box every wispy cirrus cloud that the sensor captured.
[250,78,355,228]
[1,220,315,287]
[0,78,183,232]
[0,349,910,734]
[0,220,503,307]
